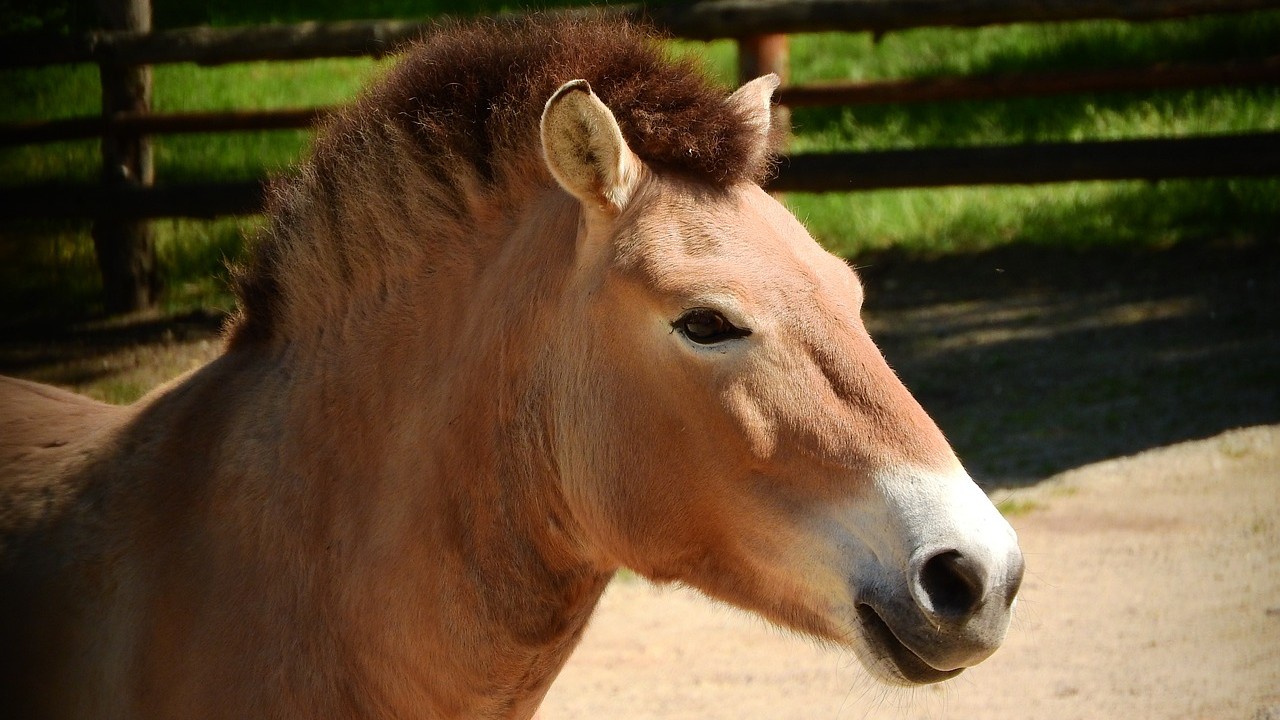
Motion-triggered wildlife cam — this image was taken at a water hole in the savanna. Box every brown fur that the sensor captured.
[231,16,777,347]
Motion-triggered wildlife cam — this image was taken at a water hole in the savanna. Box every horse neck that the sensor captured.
[212,187,611,715]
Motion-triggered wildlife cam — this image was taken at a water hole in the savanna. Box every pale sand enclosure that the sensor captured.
[539,425,1280,720]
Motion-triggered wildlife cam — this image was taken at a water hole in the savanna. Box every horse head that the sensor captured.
[539,76,1023,684]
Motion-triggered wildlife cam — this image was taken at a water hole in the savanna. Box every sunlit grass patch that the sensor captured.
[789,177,1280,257]
[790,86,1280,152]
[789,12,1280,84]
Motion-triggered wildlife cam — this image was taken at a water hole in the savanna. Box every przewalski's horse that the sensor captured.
[0,17,1023,719]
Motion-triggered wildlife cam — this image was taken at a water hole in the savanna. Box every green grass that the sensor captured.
[152,58,387,183]
[0,58,386,184]
[2,7,1279,321]
[792,86,1280,151]
[790,177,1280,256]
[995,497,1041,517]
[0,216,252,322]
[791,14,1280,82]
[153,217,258,314]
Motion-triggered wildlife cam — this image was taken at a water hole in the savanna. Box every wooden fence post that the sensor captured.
[737,33,791,147]
[94,0,157,313]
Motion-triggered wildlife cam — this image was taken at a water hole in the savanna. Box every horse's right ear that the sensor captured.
[726,74,781,173]
[540,80,642,213]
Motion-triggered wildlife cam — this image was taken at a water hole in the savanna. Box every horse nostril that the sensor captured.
[918,550,985,620]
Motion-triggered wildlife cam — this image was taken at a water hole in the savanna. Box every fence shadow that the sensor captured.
[857,237,1280,487]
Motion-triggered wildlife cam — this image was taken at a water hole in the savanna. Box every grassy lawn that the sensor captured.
[2,5,1278,321]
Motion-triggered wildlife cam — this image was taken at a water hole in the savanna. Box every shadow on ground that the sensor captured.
[0,310,226,390]
[857,238,1280,487]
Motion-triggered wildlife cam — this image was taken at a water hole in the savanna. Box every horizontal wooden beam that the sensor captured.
[0,108,325,146]
[8,56,1278,146]
[0,19,432,68]
[3,0,1278,68]
[777,56,1280,107]
[0,181,264,219]
[3,133,1277,218]
[767,132,1280,192]
[645,0,1280,40]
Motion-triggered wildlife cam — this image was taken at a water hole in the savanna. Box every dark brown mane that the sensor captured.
[230,15,775,346]
[380,15,771,186]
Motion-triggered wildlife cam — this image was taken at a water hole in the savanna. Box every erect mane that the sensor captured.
[229,15,777,346]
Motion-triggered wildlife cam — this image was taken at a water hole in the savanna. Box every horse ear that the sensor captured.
[726,74,781,169]
[541,79,642,213]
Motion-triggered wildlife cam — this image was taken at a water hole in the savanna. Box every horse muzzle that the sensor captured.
[854,544,1025,684]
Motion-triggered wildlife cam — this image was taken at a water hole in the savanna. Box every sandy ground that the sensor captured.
[539,425,1280,720]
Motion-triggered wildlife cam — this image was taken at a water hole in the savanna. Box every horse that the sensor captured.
[0,17,1023,719]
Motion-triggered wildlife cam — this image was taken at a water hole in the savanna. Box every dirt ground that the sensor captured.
[2,239,1277,719]
[539,425,1280,720]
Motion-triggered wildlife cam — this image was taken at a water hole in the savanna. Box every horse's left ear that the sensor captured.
[726,74,781,170]
[541,79,642,213]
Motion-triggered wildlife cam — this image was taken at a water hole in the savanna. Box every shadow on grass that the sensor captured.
[0,306,227,405]
[857,237,1280,487]
[0,216,247,330]
[0,218,102,323]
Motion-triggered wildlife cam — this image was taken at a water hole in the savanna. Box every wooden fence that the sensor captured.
[3,0,1280,310]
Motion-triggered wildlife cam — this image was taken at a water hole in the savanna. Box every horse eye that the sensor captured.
[673,308,751,345]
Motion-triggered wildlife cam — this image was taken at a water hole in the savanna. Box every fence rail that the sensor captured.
[0,108,325,146]
[5,55,1274,146]
[777,56,1280,107]
[7,133,1278,219]
[1,0,1273,68]
[773,132,1280,192]
[4,0,1280,310]
[7,56,1280,147]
